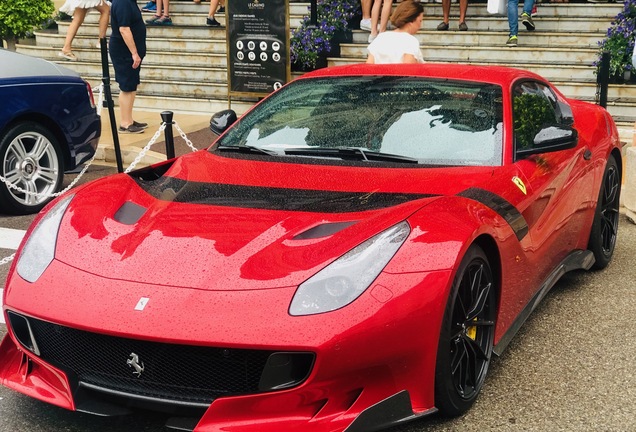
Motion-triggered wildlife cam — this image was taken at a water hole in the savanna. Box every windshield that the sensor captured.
[215,76,504,166]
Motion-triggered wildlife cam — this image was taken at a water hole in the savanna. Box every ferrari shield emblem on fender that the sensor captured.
[512,176,527,195]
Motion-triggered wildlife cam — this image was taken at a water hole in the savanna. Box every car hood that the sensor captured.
[54,151,494,290]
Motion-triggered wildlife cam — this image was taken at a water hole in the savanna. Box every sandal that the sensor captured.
[58,51,77,61]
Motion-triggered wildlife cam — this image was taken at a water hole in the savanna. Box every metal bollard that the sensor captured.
[161,111,176,160]
[597,51,610,109]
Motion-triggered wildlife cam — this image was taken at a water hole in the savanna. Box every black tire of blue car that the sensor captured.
[434,244,496,417]
[0,121,64,215]
[588,154,621,270]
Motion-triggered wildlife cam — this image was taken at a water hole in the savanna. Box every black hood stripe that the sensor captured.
[134,177,437,213]
[457,188,529,241]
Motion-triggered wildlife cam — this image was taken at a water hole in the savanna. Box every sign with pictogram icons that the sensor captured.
[227,0,290,98]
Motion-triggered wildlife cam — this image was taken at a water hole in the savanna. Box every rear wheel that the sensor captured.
[0,122,63,215]
[588,155,620,270]
[434,244,496,417]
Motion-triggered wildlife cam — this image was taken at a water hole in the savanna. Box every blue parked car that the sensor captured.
[0,49,101,215]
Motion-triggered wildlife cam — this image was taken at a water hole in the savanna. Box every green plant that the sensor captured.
[0,0,54,50]
[595,0,636,78]
[290,0,359,70]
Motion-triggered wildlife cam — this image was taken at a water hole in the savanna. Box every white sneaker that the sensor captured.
[360,18,371,31]
[368,33,376,43]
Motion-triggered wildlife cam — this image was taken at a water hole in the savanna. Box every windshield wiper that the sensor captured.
[283,147,419,164]
[215,144,279,156]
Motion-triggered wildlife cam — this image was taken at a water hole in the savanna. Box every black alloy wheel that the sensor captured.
[588,155,620,270]
[435,244,496,417]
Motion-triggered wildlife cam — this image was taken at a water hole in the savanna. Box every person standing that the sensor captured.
[506,0,536,46]
[58,0,111,61]
[146,0,172,25]
[436,0,469,31]
[110,0,148,133]
[368,0,393,43]
[367,0,424,64]
[360,0,372,31]
[206,0,225,26]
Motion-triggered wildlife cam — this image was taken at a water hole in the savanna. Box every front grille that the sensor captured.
[27,318,275,405]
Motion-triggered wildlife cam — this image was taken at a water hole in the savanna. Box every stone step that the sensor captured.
[56,21,225,38]
[77,10,305,28]
[419,15,615,33]
[17,44,227,68]
[341,43,598,64]
[59,61,227,83]
[132,0,311,16]
[35,30,224,53]
[133,93,255,115]
[352,29,604,47]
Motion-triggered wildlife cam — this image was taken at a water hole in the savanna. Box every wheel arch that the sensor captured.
[0,113,70,170]
[473,234,502,316]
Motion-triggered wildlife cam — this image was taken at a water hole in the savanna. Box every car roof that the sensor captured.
[300,63,546,87]
[0,49,79,79]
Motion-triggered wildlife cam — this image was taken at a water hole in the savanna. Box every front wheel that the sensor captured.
[0,122,64,215]
[434,244,496,417]
[588,155,620,270]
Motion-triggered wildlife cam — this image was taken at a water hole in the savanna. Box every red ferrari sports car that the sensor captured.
[0,64,621,431]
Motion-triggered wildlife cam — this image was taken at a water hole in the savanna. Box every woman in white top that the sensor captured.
[367,0,424,64]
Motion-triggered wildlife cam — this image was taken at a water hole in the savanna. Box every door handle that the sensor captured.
[583,149,592,160]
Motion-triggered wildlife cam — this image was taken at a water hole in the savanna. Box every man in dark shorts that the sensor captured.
[110,0,148,134]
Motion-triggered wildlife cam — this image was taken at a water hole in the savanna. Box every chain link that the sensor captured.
[173,121,199,152]
[0,253,15,267]
[94,83,104,116]
[124,123,167,173]
[0,119,197,198]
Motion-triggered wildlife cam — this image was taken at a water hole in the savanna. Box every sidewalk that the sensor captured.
[95,108,216,168]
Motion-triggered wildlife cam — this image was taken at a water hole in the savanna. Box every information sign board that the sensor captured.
[227,0,290,97]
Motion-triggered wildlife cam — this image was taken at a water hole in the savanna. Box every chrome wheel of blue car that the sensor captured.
[435,244,496,417]
[589,155,620,270]
[0,121,63,215]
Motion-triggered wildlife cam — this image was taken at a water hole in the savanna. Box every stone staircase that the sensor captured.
[14,1,635,135]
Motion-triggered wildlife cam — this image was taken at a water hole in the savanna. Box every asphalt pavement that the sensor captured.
[0,162,635,431]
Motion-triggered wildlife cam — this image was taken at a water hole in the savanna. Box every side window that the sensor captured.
[512,81,559,151]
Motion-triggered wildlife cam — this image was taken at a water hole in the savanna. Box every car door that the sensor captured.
[510,80,595,285]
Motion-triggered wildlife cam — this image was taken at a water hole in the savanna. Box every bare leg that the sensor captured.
[378,0,392,33]
[442,0,450,24]
[62,8,88,53]
[208,0,219,18]
[459,0,468,23]
[119,90,136,128]
[370,0,382,38]
[361,0,371,20]
[95,4,110,39]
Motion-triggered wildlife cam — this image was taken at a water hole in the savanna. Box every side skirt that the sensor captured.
[345,390,437,432]
[493,249,595,357]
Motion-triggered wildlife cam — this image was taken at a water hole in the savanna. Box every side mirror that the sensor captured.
[210,109,237,135]
[516,124,578,159]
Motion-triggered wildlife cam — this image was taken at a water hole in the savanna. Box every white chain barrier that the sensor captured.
[94,83,104,116]
[0,119,197,266]
[0,253,15,267]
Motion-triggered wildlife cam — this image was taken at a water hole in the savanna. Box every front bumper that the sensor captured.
[1,260,451,431]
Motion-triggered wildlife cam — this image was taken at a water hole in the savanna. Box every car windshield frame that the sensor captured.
[214,76,504,167]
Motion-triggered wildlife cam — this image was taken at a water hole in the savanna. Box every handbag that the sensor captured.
[487,0,506,15]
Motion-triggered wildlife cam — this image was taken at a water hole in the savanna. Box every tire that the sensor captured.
[588,155,621,270]
[0,121,64,215]
[434,244,496,417]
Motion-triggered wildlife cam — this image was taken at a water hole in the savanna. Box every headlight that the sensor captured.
[16,195,74,283]
[289,221,410,316]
